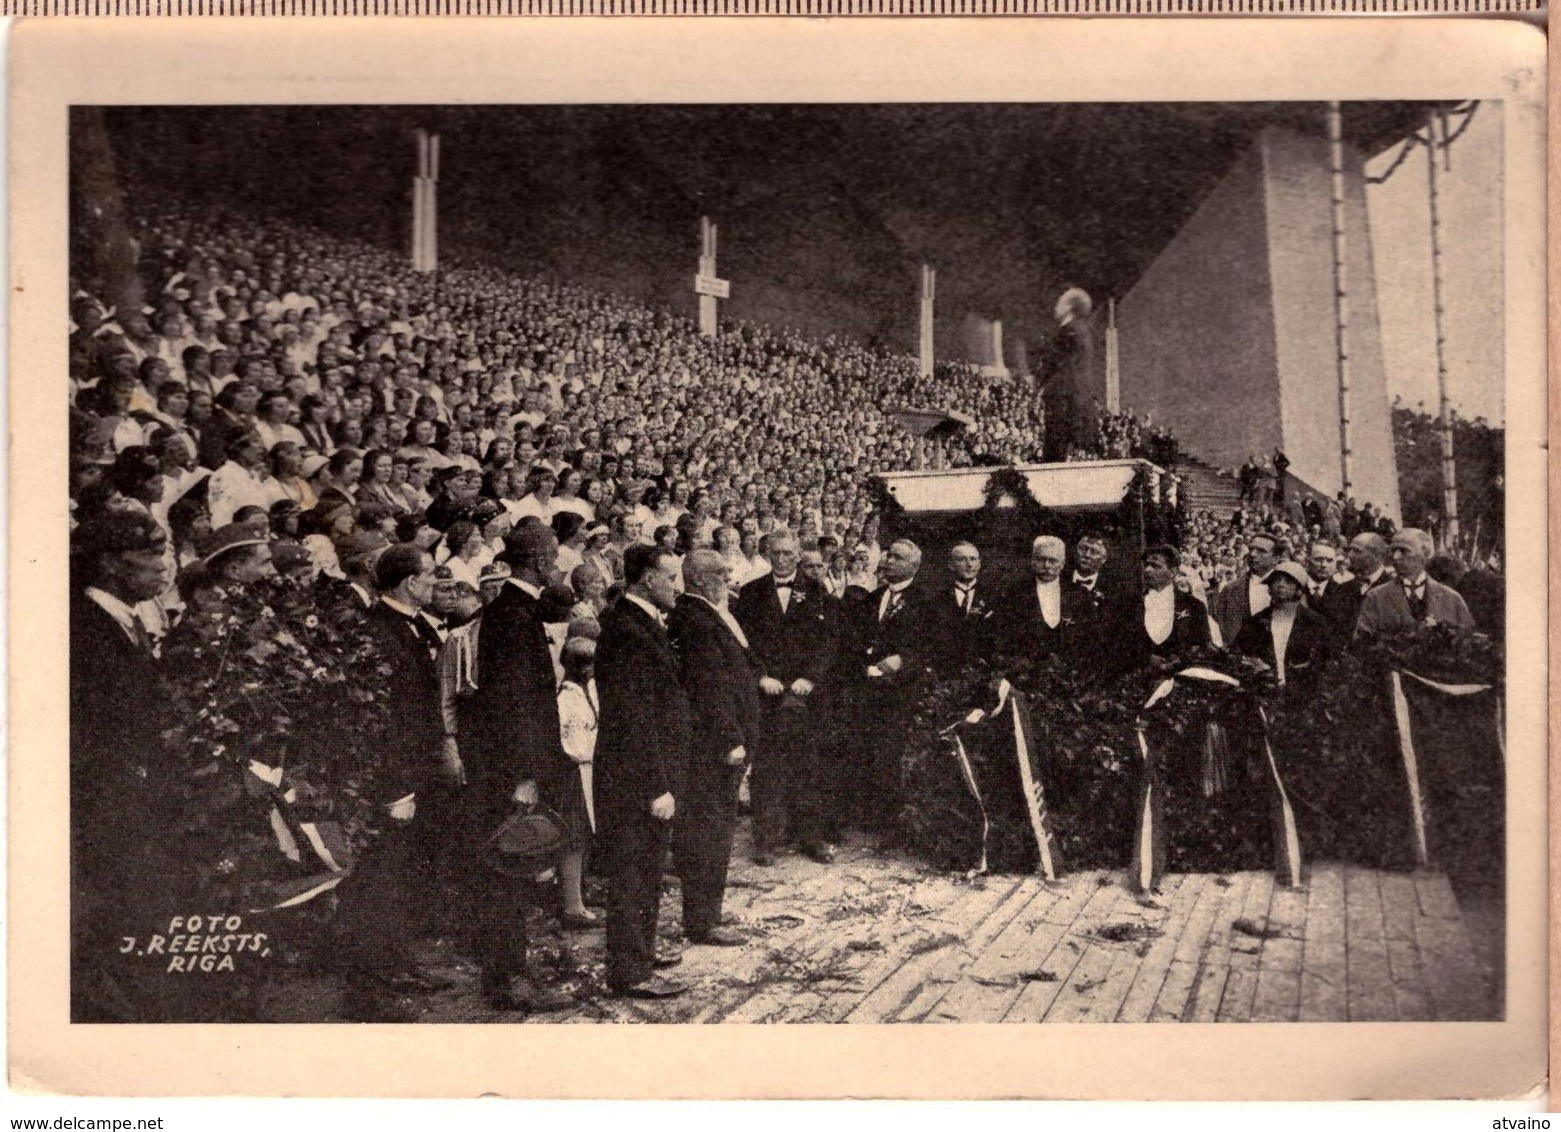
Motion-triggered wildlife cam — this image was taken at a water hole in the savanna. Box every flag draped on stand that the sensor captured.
[1388,670,1505,867]
[1129,668,1303,894]
[943,678,1063,880]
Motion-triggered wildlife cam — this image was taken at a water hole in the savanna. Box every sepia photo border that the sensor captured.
[9,16,1549,1100]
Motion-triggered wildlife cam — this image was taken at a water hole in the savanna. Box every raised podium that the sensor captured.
[873,458,1175,595]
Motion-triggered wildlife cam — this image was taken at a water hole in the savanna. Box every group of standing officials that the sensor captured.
[325,514,1481,1011]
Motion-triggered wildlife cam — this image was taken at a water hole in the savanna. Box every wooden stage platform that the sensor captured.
[399,826,1497,1025]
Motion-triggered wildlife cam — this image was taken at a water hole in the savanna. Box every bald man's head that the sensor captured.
[682,547,732,603]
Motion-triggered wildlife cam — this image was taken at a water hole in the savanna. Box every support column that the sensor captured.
[1105,297,1121,412]
[918,264,936,378]
[694,216,729,337]
[412,129,440,273]
[1327,102,1354,500]
[989,320,1009,379]
[1426,108,1459,546]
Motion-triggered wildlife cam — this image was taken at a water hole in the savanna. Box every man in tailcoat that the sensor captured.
[734,531,840,863]
[1068,534,1119,629]
[1209,532,1285,649]
[70,511,187,1021]
[667,550,764,944]
[1119,545,1214,672]
[848,539,939,832]
[997,534,1097,667]
[596,544,694,997]
[335,544,449,1021]
[456,523,575,1012]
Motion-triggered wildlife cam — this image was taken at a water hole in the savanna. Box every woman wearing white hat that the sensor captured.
[1231,560,1331,690]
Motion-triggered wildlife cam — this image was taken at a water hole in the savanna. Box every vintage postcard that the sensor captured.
[8,16,1547,1099]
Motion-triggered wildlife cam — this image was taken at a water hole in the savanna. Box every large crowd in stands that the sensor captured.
[68,203,1504,1023]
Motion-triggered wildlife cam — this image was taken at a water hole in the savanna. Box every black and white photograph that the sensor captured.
[12,16,1546,1101]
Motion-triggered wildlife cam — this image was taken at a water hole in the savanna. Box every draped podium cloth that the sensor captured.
[1129,668,1303,894]
[1387,670,1505,867]
[941,679,1063,880]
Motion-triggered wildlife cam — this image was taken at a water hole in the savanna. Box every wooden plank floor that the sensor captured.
[262,823,1498,1024]
[418,824,1500,1024]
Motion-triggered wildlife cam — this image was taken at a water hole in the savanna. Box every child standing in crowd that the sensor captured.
[556,636,601,930]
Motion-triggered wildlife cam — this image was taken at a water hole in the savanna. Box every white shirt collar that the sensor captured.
[686,592,750,647]
[380,594,421,619]
[623,591,665,625]
[507,577,543,600]
[1402,572,1428,588]
[887,578,912,594]
[85,586,141,638]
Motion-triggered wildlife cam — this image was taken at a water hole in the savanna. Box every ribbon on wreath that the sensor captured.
[942,679,1062,880]
[1388,670,1504,867]
[1129,668,1303,894]
[246,759,352,911]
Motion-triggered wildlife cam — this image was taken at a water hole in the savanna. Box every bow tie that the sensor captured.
[774,578,795,591]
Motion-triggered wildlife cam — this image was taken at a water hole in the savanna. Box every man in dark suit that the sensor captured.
[70,511,187,1021]
[734,531,840,864]
[1037,288,1094,462]
[1119,545,1214,672]
[1454,561,1505,639]
[334,544,447,1021]
[667,549,764,944]
[1233,561,1333,692]
[1344,531,1396,600]
[1297,539,1356,642]
[1208,532,1285,649]
[1069,535,1114,608]
[998,534,1097,666]
[849,538,939,832]
[596,544,693,998]
[457,523,575,1012]
[939,541,999,671]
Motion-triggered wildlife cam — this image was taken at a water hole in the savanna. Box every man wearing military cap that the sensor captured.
[198,522,275,588]
[69,510,194,1020]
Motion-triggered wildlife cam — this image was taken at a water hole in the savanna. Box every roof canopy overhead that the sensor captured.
[98,101,1448,355]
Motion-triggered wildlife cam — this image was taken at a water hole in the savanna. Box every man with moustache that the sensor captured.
[1069,534,1113,608]
[1355,528,1474,639]
[734,531,840,864]
[849,538,937,832]
[998,535,1095,666]
[596,544,693,998]
[667,550,764,944]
